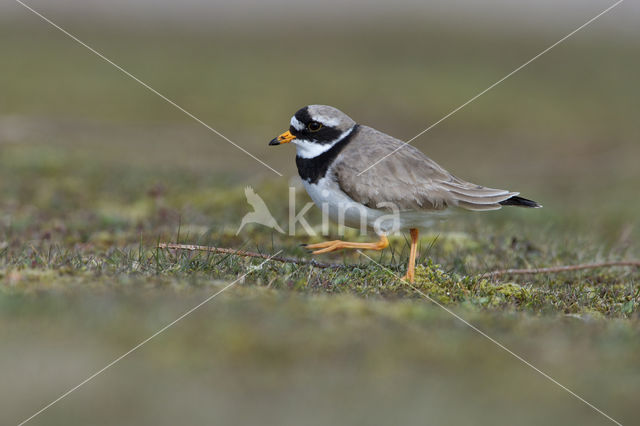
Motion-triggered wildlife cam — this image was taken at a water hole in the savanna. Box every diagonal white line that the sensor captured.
[357,250,623,426]
[15,0,283,177]
[357,0,625,176]
[17,251,282,426]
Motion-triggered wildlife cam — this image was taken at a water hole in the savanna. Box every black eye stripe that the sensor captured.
[289,125,302,137]
[290,106,344,143]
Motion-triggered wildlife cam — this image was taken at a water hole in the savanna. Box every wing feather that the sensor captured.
[332,126,516,212]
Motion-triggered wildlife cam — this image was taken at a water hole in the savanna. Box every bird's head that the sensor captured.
[269,105,357,158]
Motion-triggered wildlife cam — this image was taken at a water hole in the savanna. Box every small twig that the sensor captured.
[157,243,347,269]
[481,261,640,278]
[159,243,640,277]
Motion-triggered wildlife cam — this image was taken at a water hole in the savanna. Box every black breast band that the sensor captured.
[296,125,359,184]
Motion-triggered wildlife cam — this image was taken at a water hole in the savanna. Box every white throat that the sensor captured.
[294,126,356,159]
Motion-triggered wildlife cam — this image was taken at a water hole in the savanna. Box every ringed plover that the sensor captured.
[269,105,541,282]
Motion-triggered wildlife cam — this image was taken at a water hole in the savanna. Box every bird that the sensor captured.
[269,105,541,282]
[236,186,285,235]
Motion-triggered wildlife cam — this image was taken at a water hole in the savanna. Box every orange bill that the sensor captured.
[269,130,296,145]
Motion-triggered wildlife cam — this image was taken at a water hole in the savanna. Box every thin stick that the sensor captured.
[481,261,640,278]
[157,243,345,269]
[159,243,640,277]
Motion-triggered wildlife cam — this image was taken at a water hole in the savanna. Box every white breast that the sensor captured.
[302,177,398,234]
[303,176,449,235]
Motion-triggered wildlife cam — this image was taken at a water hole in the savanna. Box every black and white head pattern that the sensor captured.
[289,105,357,159]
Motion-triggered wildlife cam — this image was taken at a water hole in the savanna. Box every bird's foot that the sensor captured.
[303,235,389,255]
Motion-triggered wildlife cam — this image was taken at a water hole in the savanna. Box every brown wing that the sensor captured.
[331,126,517,212]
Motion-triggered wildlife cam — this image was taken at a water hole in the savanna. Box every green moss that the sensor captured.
[409,263,638,318]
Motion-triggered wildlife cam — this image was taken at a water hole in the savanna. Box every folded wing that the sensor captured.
[332,125,522,212]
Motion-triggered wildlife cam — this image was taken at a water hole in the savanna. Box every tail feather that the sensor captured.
[499,195,542,208]
[456,200,503,211]
[449,189,518,205]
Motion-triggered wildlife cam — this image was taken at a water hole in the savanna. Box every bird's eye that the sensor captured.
[307,121,323,132]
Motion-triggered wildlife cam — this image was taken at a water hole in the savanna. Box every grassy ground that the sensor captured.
[1,17,639,426]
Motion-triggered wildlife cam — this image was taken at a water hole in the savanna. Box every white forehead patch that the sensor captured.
[290,115,304,131]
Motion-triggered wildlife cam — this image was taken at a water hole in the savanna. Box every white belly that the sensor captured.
[303,177,446,235]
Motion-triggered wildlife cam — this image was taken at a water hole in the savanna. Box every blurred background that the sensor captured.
[1,1,639,425]
[1,0,639,235]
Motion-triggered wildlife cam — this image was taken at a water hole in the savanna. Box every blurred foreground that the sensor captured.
[1,7,639,426]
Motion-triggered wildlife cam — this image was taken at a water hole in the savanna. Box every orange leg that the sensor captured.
[304,235,389,254]
[402,228,419,283]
